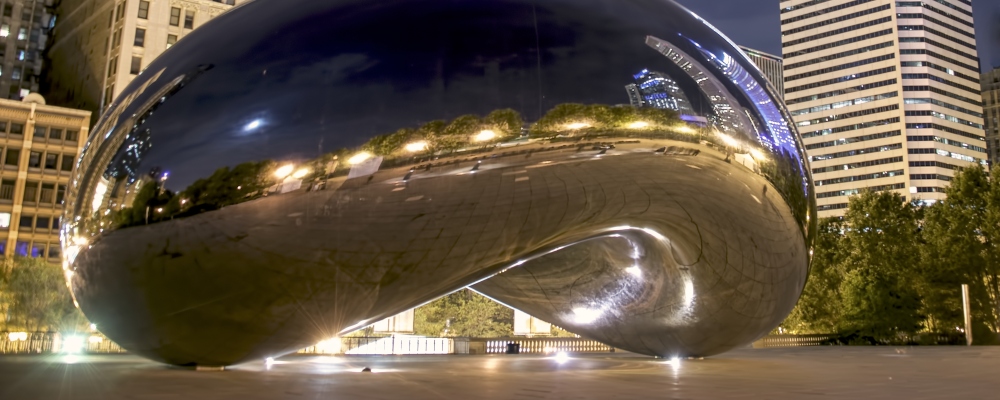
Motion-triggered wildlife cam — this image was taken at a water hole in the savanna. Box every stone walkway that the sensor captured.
[1,347,997,399]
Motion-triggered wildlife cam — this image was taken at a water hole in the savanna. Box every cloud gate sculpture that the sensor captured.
[63,0,816,367]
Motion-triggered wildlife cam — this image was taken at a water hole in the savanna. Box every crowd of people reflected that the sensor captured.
[62,0,816,367]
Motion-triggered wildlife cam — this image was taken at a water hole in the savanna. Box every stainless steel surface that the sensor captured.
[62,0,816,366]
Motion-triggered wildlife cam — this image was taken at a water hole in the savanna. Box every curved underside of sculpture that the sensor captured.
[62,0,815,366]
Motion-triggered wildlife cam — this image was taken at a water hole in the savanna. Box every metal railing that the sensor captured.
[751,334,837,349]
[476,338,615,354]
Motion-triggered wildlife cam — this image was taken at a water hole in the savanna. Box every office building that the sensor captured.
[625,69,695,115]
[0,0,53,101]
[983,67,1000,167]
[0,94,89,259]
[43,0,241,116]
[739,46,784,94]
[781,0,987,216]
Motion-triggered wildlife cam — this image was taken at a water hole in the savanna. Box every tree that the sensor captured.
[782,217,845,334]
[0,257,84,332]
[921,165,1000,339]
[413,289,513,337]
[483,108,523,140]
[836,190,923,342]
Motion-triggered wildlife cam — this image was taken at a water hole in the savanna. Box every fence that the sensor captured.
[751,334,837,349]
[475,338,615,354]
[298,336,456,355]
[0,332,127,355]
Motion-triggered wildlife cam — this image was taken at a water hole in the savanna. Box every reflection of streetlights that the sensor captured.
[404,141,428,152]
[292,168,310,179]
[565,122,590,130]
[473,130,497,142]
[627,121,649,129]
[274,164,295,179]
[348,152,373,165]
[674,125,695,134]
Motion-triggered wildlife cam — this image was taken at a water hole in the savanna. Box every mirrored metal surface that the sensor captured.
[63,0,815,366]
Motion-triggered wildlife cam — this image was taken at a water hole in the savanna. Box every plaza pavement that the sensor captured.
[0,347,997,399]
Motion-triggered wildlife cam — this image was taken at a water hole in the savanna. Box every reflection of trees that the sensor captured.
[532,103,682,138]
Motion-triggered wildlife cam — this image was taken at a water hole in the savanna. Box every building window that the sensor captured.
[16,27,25,40]
[40,183,54,203]
[116,2,125,21]
[112,28,122,48]
[134,28,145,47]
[104,84,115,105]
[14,241,28,257]
[169,7,181,26]
[0,180,14,200]
[10,67,19,80]
[15,49,23,61]
[28,151,40,168]
[56,184,66,204]
[0,24,8,37]
[130,56,142,74]
[138,1,149,19]
[18,215,32,230]
[49,128,62,140]
[0,212,10,228]
[52,216,60,229]
[4,149,18,167]
[30,243,44,258]
[2,5,10,17]
[61,154,74,171]
[10,123,23,135]
[44,154,57,170]
[167,34,177,48]
[66,130,79,142]
[184,10,195,29]
[33,126,46,138]
[22,181,38,202]
[48,244,60,259]
[108,56,117,77]
[35,216,49,230]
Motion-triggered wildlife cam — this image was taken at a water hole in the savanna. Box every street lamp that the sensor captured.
[348,152,374,165]
[404,141,428,152]
[274,164,295,179]
[473,130,497,142]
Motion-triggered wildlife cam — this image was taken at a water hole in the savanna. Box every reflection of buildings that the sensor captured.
[645,35,757,136]
[0,1,50,100]
[983,68,1000,167]
[44,0,243,116]
[0,96,90,259]
[738,46,783,95]
[625,70,694,114]
[782,1,986,216]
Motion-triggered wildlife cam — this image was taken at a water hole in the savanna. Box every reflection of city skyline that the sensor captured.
[625,69,694,115]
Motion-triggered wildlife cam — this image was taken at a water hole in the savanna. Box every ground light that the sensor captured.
[555,352,570,364]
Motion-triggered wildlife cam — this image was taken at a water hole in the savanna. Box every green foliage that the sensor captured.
[0,257,87,332]
[483,108,524,139]
[413,289,513,338]
[921,165,1000,335]
[783,218,844,334]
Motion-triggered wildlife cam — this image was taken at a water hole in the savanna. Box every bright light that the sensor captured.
[625,265,642,277]
[63,335,85,354]
[244,119,262,131]
[749,148,767,161]
[156,208,163,213]
[274,164,295,179]
[555,352,569,364]
[404,141,428,152]
[266,357,275,365]
[565,122,590,130]
[292,168,310,179]
[627,121,650,129]
[348,152,374,165]
[7,332,27,341]
[89,324,97,331]
[474,130,497,142]
[572,307,603,324]
[717,133,740,147]
[88,336,103,344]
[675,125,695,134]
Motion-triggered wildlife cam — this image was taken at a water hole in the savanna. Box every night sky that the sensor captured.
[676,0,1000,72]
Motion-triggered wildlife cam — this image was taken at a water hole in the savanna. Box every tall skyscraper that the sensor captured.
[781,0,987,217]
[0,0,52,101]
[625,69,694,115]
[982,67,1000,167]
[42,0,242,116]
[739,46,784,94]
[0,95,89,258]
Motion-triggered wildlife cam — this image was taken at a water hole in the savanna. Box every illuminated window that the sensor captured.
[10,67,19,81]
[138,1,149,19]
[0,24,10,37]
[16,27,25,40]
[0,212,10,228]
[14,241,28,257]
[30,243,44,258]
[169,7,180,26]
[130,56,142,74]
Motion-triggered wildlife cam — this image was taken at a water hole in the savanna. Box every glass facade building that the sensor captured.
[982,67,999,167]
